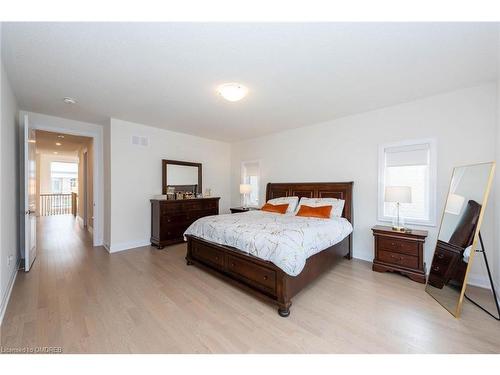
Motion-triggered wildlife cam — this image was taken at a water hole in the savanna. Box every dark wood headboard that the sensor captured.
[265,182,354,225]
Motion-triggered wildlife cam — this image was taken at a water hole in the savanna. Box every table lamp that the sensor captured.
[385,186,412,231]
[240,184,252,208]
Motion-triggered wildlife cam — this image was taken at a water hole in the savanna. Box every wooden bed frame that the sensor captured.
[185,182,353,317]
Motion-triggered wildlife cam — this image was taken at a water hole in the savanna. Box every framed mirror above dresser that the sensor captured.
[151,159,219,249]
[162,159,202,195]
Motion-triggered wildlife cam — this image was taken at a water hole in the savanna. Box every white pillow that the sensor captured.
[296,197,345,218]
[266,196,299,214]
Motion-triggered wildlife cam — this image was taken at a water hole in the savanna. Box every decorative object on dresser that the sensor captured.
[185,182,353,317]
[230,206,259,214]
[372,225,427,283]
[150,197,220,249]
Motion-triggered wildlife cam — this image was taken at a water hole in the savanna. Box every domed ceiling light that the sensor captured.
[216,83,248,102]
[63,97,77,104]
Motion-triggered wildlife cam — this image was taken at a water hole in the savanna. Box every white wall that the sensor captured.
[0,53,20,323]
[230,84,497,272]
[77,139,94,229]
[107,118,231,252]
[103,120,111,247]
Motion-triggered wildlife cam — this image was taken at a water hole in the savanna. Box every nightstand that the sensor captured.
[230,207,259,214]
[372,225,428,283]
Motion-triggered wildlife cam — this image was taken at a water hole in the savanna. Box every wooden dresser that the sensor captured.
[372,225,428,283]
[150,197,220,249]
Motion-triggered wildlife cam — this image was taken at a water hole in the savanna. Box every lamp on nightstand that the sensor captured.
[385,186,412,231]
[240,184,252,209]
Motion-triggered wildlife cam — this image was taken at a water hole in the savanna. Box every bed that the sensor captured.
[184,182,354,317]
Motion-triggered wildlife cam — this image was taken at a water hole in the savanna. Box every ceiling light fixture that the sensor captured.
[63,97,77,104]
[53,151,58,155]
[57,135,65,139]
[56,142,62,146]
[216,83,248,102]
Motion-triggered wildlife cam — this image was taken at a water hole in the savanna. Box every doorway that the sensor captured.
[35,130,94,242]
[20,111,104,271]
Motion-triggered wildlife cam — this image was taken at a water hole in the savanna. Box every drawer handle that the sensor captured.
[231,262,235,267]
[437,253,444,259]
[263,275,268,281]
[390,254,403,261]
[433,266,440,272]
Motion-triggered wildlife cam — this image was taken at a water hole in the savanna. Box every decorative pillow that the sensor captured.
[266,196,299,213]
[261,203,289,214]
[296,197,345,218]
[295,205,332,219]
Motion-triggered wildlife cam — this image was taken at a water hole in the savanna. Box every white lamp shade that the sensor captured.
[445,193,465,215]
[385,186,412,204]
[240,184,252,194]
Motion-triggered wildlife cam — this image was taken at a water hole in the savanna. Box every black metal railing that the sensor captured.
[40,193,77,216]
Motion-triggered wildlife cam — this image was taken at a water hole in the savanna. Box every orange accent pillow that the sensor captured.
[296,205,332,219]
[261,203,289,214]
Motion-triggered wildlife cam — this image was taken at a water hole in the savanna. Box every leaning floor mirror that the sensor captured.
[426,162,498,319]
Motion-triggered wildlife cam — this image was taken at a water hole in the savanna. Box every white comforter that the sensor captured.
[184,210,353,276]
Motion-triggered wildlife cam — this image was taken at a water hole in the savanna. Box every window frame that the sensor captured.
[241,159,261,208]
[377,138,437,227]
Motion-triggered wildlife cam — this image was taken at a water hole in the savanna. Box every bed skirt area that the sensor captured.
[185,234,352,317]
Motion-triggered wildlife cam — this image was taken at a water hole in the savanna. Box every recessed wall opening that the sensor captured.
[35,129,95,246]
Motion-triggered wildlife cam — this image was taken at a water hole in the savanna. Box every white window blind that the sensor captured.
[378,139,436,226]
[385,144,430,167]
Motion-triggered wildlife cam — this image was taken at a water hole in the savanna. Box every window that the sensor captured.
[50,162,78,194]
[378,139,436,226]
[241,160,260,207]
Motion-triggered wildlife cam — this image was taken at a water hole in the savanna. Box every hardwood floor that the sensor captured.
[1,215,500,353]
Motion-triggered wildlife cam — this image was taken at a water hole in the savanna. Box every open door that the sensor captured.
[23,114,37,272]
[83,150,88,227]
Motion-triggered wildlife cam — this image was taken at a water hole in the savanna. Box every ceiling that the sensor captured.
[2,23,498,142]
[35,129,91,157]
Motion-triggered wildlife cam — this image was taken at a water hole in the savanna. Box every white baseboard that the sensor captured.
[467,274,492,289]
[76,215,84,228]
[108,239,152,253]
[352,251,373,263]
[0,262,19,327]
